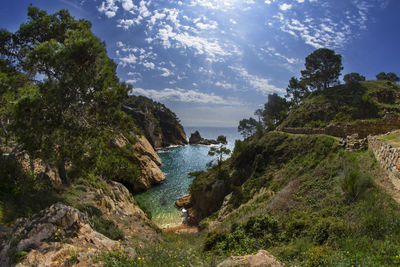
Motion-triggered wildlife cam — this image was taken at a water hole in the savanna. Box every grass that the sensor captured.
[379,130,400,147]
[96,232,225,266]
[192,131,400,266]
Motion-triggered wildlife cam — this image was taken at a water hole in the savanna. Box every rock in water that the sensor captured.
[189,131,219,145]
[218,250,285,267]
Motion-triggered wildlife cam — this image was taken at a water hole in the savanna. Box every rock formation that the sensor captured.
[175,195,192,209]
[0,180,160,266]
[122,96,188,149]
[113,134,166,192]
[189,131,219,145]
[0,203,117,266]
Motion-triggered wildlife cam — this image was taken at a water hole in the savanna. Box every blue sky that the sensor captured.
[1,0,399,126]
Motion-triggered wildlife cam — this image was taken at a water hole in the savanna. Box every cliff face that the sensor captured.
[113,134,165,192]
[123,95,187,149]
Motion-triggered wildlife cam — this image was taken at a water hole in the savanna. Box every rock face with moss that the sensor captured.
[123,96,187,149]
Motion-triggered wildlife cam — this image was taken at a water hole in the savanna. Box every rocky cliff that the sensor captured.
[123,96,187,149]
[0,181,159,266]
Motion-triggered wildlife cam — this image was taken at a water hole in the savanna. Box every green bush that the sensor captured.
[341,171,373,203]
[304,245,333,267]
[78,204,124,240]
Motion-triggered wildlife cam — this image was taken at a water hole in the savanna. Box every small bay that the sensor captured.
[134,127,240,227]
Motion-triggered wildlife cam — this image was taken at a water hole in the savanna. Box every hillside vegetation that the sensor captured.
[281,80,400,128]
[190,131,400,266]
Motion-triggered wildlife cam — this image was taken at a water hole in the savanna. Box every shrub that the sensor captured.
[341,171,373,203]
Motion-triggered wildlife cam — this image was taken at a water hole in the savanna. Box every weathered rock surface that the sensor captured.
[0,203,118,267]
[175,195,192,209]
[113,134,166,192]
[0,181,160,266]
[79,181,160,245]
[122,97,188,149]
[189,131,219,145]
[218,250,285,267]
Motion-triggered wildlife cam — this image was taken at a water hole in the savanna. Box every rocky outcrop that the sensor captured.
[189,131,219,145]
[0,203,118,267]
[0,180,160,266]
[122,96,187,149]
[175,195,192,209]
[190,178,231,220]
[113,134,165,192]
[78,181,160,245]
[218,250,285,267]
[132,135,166,191]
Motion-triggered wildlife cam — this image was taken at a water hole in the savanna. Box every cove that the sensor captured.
[134,127,240,227]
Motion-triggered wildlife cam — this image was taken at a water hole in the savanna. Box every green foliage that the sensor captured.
[78,204,124,240]
[203,214,279,254]
[301,48,343,91]
[376,72,400,82]
[199,137,400,266]
[0,154,59,224]
[237,117,260,139]
[208,135,231,166]
[341,170,373,203]
[285,76,308,106]
[263,93,289,129]
[343,72,366,84]
[281,80,400,128]
[1,6,135,185]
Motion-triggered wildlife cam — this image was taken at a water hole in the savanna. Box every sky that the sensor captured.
[1,0,399,127]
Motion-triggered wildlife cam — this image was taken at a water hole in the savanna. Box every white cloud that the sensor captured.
[229,19,237,25]
[98,0,118,18]
[143,62,155,69]
[196,20,218,30]
[121,0,134,11]
[230,66,284,96]
[279,3,292,11]
[117,19,136,29]
[130,88,238,105]
[159,67,173,77]
[119,54,137,66]
[216,82,235,89]
[297,0,305,3]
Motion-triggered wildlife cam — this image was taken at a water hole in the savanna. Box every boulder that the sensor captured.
[0,203,118,267]
[175,195,192,209]
[218,250,285,267]
[189,131,219,145]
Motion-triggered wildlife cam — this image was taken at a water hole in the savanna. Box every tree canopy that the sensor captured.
[301,48,343,91]
[0,6,133,184]
[285,77,308,106]
[263,93,289,129]
[343,73,366,84]
[376,72,400,82]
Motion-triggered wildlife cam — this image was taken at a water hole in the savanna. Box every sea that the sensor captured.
[134,126,241,228]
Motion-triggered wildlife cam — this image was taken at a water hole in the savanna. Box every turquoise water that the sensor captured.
[134,127,240,227]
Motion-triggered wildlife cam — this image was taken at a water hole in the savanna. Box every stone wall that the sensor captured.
[279,113,400,138]
[368,135,400,191]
